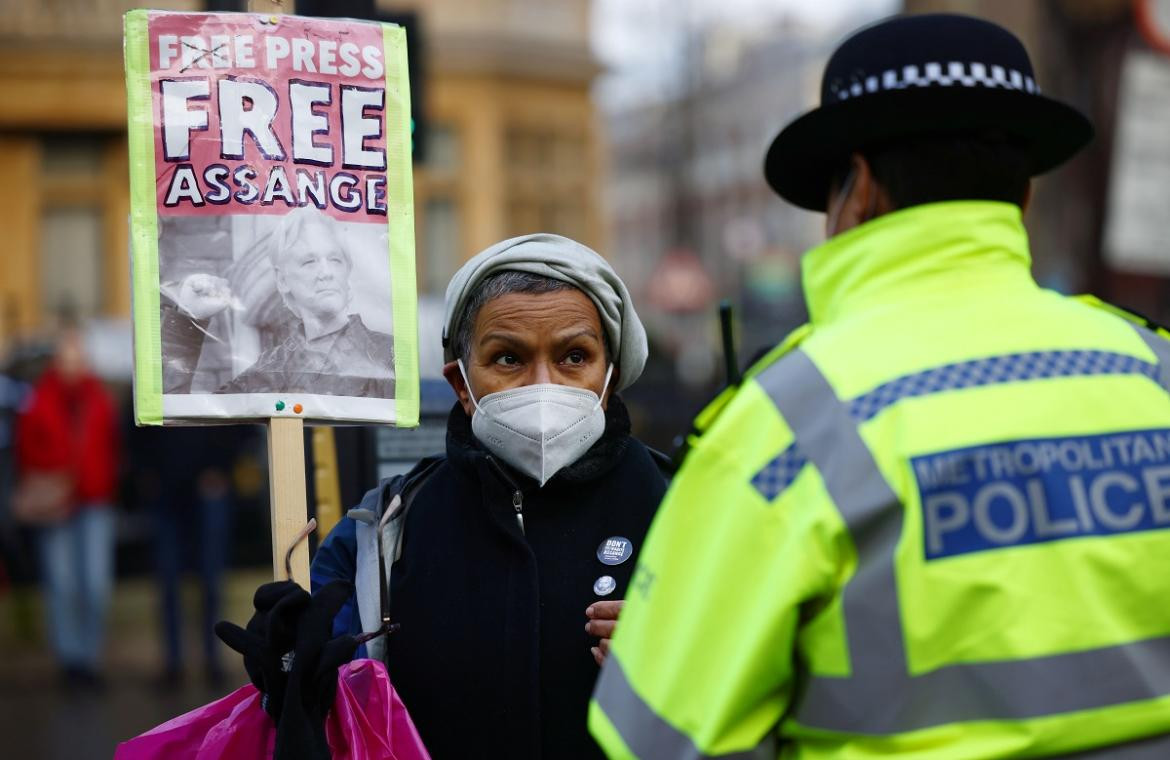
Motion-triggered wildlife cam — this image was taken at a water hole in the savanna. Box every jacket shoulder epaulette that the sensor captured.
[1073,294,1170,341]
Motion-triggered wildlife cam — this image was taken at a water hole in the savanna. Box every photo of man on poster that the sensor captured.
[160,206,395,399]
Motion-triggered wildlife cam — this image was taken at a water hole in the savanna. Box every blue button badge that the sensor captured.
[597,536,633,566]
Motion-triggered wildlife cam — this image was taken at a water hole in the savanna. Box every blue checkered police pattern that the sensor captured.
[750,350,1160,502]
[831,61,1038,102]
[750,443,807,502]
[848,350,1158,423]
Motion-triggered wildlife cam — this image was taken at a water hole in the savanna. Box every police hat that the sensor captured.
[763,14,1094,211]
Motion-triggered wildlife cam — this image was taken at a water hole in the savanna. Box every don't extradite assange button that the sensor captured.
[597,536,633,566]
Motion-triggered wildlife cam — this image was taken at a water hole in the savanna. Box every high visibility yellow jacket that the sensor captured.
[589,201,1170,759]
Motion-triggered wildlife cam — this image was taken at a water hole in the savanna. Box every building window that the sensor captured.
[422,198,460,296]
[40,135,108,323]
[426,124,460,173]
[40,207,103,322]
[504,125,587,241]
[416,122,462,296]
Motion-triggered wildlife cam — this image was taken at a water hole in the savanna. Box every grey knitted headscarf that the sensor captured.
[442,233,648,391]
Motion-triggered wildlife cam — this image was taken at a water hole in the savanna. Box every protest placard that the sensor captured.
[124,10,418,427]
[125,10,418,583]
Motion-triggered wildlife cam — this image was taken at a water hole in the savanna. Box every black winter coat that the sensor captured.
[314,397,670,759]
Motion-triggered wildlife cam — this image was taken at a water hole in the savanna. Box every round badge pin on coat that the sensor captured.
[597,536,633,566]
[593,575,617,596]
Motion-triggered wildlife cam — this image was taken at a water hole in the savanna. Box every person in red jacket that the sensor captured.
[16,327,120,687]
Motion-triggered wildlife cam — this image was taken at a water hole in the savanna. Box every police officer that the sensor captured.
[590,14,1170,759]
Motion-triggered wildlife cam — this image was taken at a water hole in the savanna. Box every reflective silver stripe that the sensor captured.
[755,350,907,730]
[754,348,1170,735]
[1131,322,1170,393]
[803,634,1170,734]
[594,654,777,759]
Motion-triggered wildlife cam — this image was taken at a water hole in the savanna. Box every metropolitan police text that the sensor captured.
[914,429,1170,559]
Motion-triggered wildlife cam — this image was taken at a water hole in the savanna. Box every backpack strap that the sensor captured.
[349,478,402,661]
[384,455,447,563]
[349,455,446,662]
[369,456,445,661]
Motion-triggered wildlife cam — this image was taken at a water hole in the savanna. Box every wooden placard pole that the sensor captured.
[268,416,310,587]
[253,0,301,588]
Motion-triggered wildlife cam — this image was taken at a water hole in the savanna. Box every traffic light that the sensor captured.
[380,11,426,164]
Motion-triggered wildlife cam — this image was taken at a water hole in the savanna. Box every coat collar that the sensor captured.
[802,200,1036,327]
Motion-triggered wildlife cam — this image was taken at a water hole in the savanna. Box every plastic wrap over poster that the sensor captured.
[124,11,418,426]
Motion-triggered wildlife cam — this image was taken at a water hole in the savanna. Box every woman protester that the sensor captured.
[220,233,672,759]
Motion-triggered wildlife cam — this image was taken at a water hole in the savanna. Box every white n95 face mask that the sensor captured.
[458,361,613,486]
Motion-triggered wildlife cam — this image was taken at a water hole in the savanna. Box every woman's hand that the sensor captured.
[585,600,625,666]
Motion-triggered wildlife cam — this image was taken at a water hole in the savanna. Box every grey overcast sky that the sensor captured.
[591,0,899,108]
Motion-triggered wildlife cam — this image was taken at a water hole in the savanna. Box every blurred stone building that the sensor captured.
[605,19,840,382]
[904,0,1170,320]
[0,0,604,348]
[380,0,604,295]
[606,0,1170,394]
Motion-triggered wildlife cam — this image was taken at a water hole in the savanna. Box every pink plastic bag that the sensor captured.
[115,659,430,760]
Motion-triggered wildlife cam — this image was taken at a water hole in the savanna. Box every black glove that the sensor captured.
[214,580,310,721]
[273,580,359,760]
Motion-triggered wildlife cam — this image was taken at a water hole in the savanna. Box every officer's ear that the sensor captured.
[826,153,891,237]
[442,360,475,417]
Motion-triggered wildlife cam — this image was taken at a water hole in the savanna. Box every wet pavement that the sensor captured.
[0,570,268,759]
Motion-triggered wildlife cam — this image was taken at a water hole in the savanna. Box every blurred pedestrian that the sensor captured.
[136,425,237,689]
[14,326,120,688]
